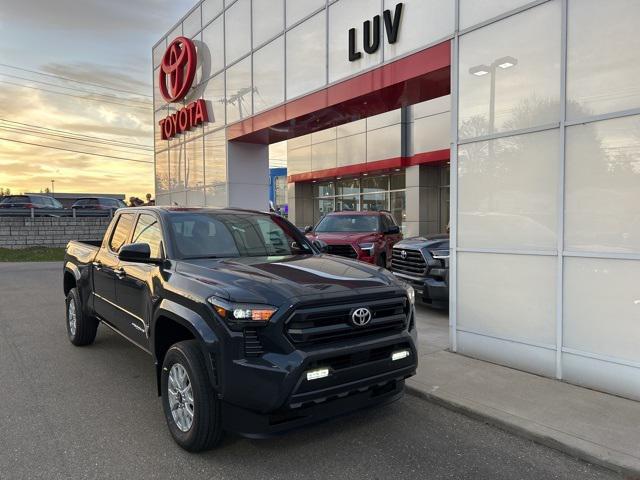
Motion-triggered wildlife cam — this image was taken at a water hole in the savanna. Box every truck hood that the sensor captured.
[306,232,378,244]
[176,254,403,306]
[394,235,450,250]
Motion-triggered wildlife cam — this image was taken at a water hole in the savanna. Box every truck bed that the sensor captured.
[66,240,101,265]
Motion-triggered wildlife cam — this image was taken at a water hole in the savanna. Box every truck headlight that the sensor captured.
[405,285,415,305]
[208,297,277,322]
[358,242,375,255]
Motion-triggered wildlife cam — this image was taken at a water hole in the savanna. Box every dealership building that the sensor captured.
[153,0,640,401]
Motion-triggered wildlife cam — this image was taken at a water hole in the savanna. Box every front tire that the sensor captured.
[65,288,98,346]
[161,340,222,452]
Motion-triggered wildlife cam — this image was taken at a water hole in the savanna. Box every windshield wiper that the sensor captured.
[181,255,236,260]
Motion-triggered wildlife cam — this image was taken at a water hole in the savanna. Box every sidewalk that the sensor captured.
[410,306,640,478]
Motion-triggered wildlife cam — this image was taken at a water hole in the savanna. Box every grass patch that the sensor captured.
[0,247,66,262]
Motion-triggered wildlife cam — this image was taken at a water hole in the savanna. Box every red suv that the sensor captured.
[305,211,402,268]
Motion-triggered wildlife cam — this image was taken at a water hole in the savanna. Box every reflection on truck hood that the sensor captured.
[176,254,401,305]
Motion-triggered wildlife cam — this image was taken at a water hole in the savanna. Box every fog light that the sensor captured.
[391,350,410,361]
[306,368,330,381]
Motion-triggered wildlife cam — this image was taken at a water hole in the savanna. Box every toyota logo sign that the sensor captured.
[159,36,197,103]
[351,307,372,327]
[401,250,407,259]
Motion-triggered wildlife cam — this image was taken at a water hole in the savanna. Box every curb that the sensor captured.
[405,384,640,480]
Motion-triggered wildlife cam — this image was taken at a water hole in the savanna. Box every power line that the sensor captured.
[0,63,152,98]
[0,136,154,164]
[0,72,151,108]
[0,80,151,111]
[0,118,153,149]
[0,122,153,152]
[0,126,154,157]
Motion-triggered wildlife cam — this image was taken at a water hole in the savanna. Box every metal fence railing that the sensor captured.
[0,208,118,218]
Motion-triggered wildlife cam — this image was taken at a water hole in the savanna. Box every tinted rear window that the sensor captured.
[1,196,29,203]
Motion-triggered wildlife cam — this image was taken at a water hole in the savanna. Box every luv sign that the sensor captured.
[348,3,403,62]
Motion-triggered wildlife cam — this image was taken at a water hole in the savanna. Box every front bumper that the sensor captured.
[391,272,449,308]
[217,326,417,437]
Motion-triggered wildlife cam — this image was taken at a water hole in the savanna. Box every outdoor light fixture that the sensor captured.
[496,56,518,69]
[306,368,330,381]
[469,65,490,76]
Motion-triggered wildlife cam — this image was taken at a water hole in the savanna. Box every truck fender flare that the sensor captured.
[64,261,81,282]
[152,299,220,396]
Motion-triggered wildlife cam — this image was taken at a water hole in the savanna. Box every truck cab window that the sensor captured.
[132,214,163,258]
[109,213,135,253]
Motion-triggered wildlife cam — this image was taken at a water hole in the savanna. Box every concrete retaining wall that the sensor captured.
[0,217,111,249]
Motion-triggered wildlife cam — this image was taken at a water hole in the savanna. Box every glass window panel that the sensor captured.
[458,129,559,250]
[155,150,169,196]
[328,0,382,84]
[154,107,168,151]
[336,178,359,196]
[183,6,201,38]
[253,37,285,114]
[337,133,366,167]
[312,127,336,145]
[362,192,388,212]
[204,129,227,185]
[458,252,557,345]
[565,115,640,253]
[361,175,389,193]
[205,183,227,207]
[153,38,166,69]
[412,95,450,120]
[458,2,561,140]
[269,141,287,168]
[564,257,640,362]
[390,191,406,229]
[185,135,204,189]
[567,0,640,119]
[171,190,187,206]
[286,11,326,100]
[337,118,366,138]
[336,195,359,212]
[225,0,251,65]
[367,109,401,131]
[202,15,224,75]
[315,198,335,223]
[311,140,337,171]
[411,112,451,155]
[253,0,284,47]
[168,24,182,43]
[384,0,455,61]
[187,189,205,206]
[367,124,401,161]
[286,0,325,27]
[459,0,533,30]
[317,181,335,197]
[390,173,405,190]
[225,56,252,124]
[169,138,186,191]
[202,0,223,24]
[287,145,311,175]
[202,73,225,132]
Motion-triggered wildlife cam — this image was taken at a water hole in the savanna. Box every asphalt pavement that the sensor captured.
[0,262,620,479]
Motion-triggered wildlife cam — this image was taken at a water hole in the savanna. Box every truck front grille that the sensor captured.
[326,244,358,259]
[286,296,408,346]
[391,248,427,277]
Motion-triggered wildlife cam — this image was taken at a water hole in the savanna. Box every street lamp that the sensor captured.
[51,179,55,197]
[468,56,518,135]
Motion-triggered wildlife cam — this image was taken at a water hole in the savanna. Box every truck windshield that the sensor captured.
[315,215,380,233]
[169,212,314,259]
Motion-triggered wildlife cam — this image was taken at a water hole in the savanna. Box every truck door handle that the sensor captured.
[92,261,102,271]
[114,267,126,279]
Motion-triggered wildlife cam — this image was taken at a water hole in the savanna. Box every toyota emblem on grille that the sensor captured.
[401,250,407,259]
[351,307,372,327]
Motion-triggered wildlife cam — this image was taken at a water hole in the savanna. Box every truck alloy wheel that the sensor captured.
[161,340,222,451]
[65,288,98,346]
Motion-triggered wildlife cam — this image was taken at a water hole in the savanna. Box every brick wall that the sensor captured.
[0,217,111,249]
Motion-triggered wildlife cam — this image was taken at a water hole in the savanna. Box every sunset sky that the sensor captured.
[0,0,195,199]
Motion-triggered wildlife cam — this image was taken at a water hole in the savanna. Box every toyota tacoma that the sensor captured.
[63,207,417,451]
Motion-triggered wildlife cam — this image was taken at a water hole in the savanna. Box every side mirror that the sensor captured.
[304,225,313,234]
[118,243,155,263]
[386,225,401,235]
[312,239,329,253]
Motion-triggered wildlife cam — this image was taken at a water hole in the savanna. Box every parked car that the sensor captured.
[390,235,449,309]
[71,197,126,210]
[304,211,402,268]
[0,194,63,209]
[63,207,417,451]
